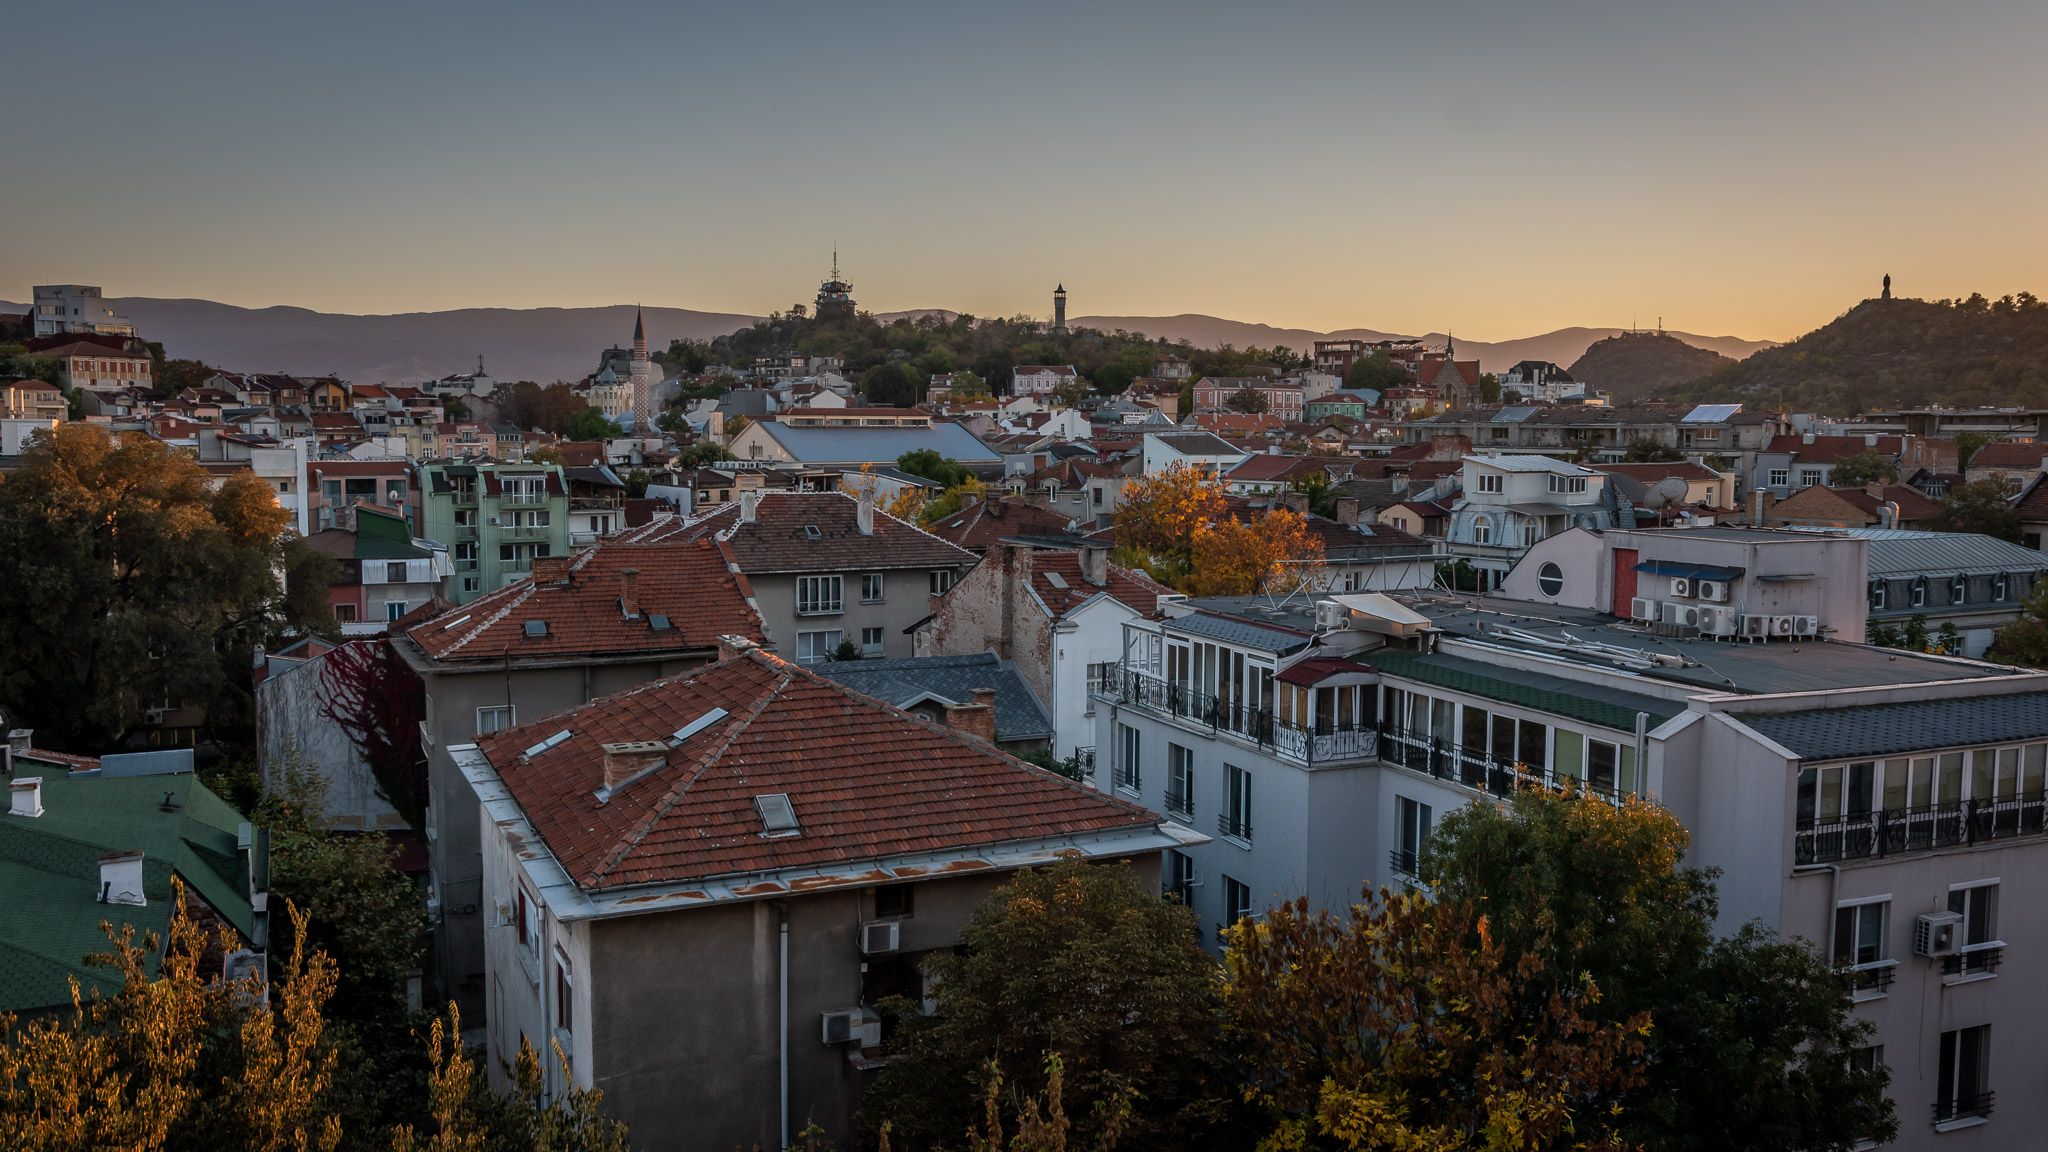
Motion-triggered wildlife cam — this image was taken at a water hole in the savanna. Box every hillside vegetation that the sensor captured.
[1567,332,1735,399]
[1674,293,2048,413]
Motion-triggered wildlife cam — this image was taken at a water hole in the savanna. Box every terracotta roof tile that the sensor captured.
[475,650,1160,891]
[1027,551,1173,618]
[1966,441,2047,470]
[931,497,1077,552]
[719,492,976,573]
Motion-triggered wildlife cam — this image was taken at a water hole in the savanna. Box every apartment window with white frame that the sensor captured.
[1799,468,1823,487]
[1115,723,1141,794]
[1910,577,1927,607]
[1221,875,1252,933]
[1473,517,1493,545]
[1222,764,1252,843]
[795,629,843,665]
[861,572,885,603]
[860,626,884,657]
[1165,849,1196,904]
[1393,796,1432,877]
[1768,468,1789,488]
[1946,882,2002,978]
[797,574,843,615]
[1476,472,1503,495]
[476,705,516,734]
[1166,743,1194,818]
[1935,1024,1992,1125]
[930,569,955,596]
[1869,581,1887,610]
[553,947,573,1034]
[1833,898,1893,995]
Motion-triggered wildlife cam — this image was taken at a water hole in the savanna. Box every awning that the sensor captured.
[1328,592,1433,638]
[1634,560,1743,581]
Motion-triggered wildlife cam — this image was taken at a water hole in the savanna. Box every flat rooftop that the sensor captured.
[1390,592,2016,696]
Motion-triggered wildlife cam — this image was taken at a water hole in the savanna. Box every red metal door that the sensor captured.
[1612,548,1639,617]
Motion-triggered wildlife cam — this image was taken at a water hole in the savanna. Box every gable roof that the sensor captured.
[717,492,976,574]
[1965,441,2047,471]
[813,652,1053,742]
[930,496,1076,552]
[752,421,999,464]
[1026,550,1173,618]
[472,650,1160,892]
[406,538,761,662]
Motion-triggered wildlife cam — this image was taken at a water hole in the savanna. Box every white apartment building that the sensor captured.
[1094,528,2048,1150]
[1012,364,1078,397]
[31,284,136,338]
[1444,454,1614,586]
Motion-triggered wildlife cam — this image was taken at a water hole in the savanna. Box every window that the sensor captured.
[1994,573,2010,601]
[514,885,536,951]
[860,626,884,657]
[1769,468,1789,488]
[1910,578,1926,607]
[1946,882,2001,977]
[795,629,842,665]
[930,569,955,596]
[1115,723,1141,793]
[554,948,573,1033]
[861,572,885,603]
[1166,743,1194,817]
[1869,580,1887,610]
[384,561,408,583]
[1833,899,1892,994]
[1473,517,1492,545]
[476,705,516,734]
[1799,468,1823,487]
[1935,1025,1992,1124]
[1537,561,1564,597]
[1950,574,1968,604]
[1393,797,1432,877]
[1221,875,1252,931]
[502,475,546,501]
[875,883,915,919]
[461,576,479,594]
[386,600,408,622]
[334,603,358,624]
[455,509,478,528]
[454,541,478,565]
[796,575,843,615]
[1166,850,1196,904]
[1222,764,1252,842]
[1476,472,1503,494]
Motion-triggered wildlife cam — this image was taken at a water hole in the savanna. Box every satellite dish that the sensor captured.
[1643,477,1691,511]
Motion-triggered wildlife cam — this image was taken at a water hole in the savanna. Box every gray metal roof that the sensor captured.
[1799,528,2048,577]
[757,420,998,463]
[1492,406,1542,423]
[1166,608,1312,654]
[812,652,1053,741]
[1737,693,2048,761]
[1681,403,1743,424]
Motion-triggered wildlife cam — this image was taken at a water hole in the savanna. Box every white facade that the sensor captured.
[1140,432,1248,477]
[32,284,135,338]
[1012,365,1077,397]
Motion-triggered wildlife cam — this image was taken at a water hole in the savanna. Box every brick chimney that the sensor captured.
[600,741,667,792]
[1078,542,1109,587]
[943,693,997,744]
[532,555,570,585]
[1335,497,1360,527]
[98,850,146,906]
[716,634,760,661]
[1282,492,1310,515]
[10,777,42,818]
[618,568,640,619]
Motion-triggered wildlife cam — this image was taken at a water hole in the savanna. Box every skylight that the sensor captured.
[523,620,549,638]
[439,614,472,631]
[669,707,730,747]
[1043,571,1069,590]
[754,792,799,836]
[804,525,822,540]
[648,614,672,631]
[523,729,572,758]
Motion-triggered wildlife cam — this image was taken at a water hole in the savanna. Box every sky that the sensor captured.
[4,1,2045,342]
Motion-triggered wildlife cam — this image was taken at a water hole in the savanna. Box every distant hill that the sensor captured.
[1567,332,1736,400]
[1073,315,1772,374]
[1676,294,2048,414]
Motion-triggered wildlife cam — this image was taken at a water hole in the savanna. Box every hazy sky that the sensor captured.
[5,1,2045,341]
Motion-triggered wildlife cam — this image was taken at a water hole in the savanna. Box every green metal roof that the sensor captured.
[1365,650,1681,733]
[0,769,253,1013]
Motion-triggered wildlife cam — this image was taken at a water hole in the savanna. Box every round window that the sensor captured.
[1537,562,1564,597]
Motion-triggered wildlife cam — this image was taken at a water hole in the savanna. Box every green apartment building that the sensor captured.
[419,462,571,603]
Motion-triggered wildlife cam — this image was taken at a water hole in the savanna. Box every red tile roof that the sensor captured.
[406,538,761,663]
[1966,441,2047,470]
[930,496,1076,552]
[1829,484,1942,520]
[1027,551,1173,618]
[719,492,976,574]
[475,649,1161,890]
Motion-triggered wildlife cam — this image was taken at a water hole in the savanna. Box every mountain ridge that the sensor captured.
[1,296,1774,382]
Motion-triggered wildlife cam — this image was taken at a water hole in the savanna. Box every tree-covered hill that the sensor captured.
[1567,332,1734,400]
[1673,293,2048,413]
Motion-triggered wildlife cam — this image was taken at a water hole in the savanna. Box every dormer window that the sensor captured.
[1870,581,1887,611]
[1994,573,2010,601]
[1911,577,1927,608]
[1950,575,1968,604]
[1476,473,1504,495]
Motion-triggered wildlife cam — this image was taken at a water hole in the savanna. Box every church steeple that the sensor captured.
[632,307,647,361]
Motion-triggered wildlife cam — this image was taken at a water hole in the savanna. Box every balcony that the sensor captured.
[1839,961,1896,996]
[1098,667,1377,767]
[1794,796,2048,866]
[1934,1092,1994,1125]
[1942,944,2003,979]
[1164,788,1192,820]
[1388,848,1420,878]
[1216,812,1252,844]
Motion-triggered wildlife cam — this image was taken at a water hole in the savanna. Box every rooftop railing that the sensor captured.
[1795,795,2047,865]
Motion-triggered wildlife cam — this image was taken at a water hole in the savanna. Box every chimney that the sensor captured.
[740,488,760,523]
[600,741,667,792]
[10,777,42,818]
[1282,492,1310,515]
[531,555,570,585]
[856,485,876,536]
[617,567,641,619]
[716,633,760,661]
[6,729,28,757]
[1335,497,1360,527]
[943,693,997,745]
[1078,542,1109,587]
[98,850,146,906]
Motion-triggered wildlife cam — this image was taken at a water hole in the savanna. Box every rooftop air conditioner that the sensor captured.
[1914,911,1962,958]
[1773,615,1796,635]
[1315,601,1347,631]
[1630,597,1658,622]
[1661,603,1698,628]
[1670,577,1693,597]
[1742,614,1773,638]
[861,921,901,955]
[1701,608,1737,637]
[1791,615,1817,637]
[1697,580,1729,602]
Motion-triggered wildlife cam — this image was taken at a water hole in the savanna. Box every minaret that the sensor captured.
[630,306,654,432]
[1053,284,1067,334]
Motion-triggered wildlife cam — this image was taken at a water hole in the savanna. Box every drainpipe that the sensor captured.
[777,903,790,1152]
[1633,712,1649,800]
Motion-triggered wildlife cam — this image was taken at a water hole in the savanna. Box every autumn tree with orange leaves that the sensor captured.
[1221,888,1648,1152]
[1187,506,1324,598]
[1115,464,1323,596]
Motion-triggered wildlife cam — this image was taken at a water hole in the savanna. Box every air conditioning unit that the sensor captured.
[1661,602,1698,628]
[861,921,901,955]
[1773,615,1796,635]
[1742,614,1773,638]
[1670,577,1693,597]
[143,707,170,726]
[1315,601,1347,630]
[1700,607,1737,637]
[1791,615,1817,637]
[1630,597,1658,622]
[1696,580,1728,602]
[1914,911,1963,958]
[821,1008,864,1045]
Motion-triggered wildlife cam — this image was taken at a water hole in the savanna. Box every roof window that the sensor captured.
[804,525,822,541]
[755,792,800,836]
[523,620,549,638]
[522,729,572,758]
[669,707,730,746]
[648,614,672,631]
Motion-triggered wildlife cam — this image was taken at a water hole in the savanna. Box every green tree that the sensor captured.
[0,425,307,750]
[860,361,923,407]
[1225,386,1268,414]
[897,448,970,489]
[946,369,992,400]
[1477,371,1501,404]
[1622,437,1684,462]
[1422,790,1895,1152]
[1343,352,1407,392]
[1904,614,1932,651]
[865,859,1231,1151]
[562,407,617,441]
[1990,580,2048,665]
[497,383,591,435]
[671,441,733,469]
[1829,449,1897,487]
[1930,479,2022,541]
[285,539,344,642]
[1954,430,1996,470]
